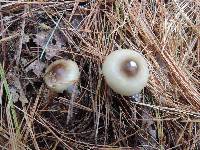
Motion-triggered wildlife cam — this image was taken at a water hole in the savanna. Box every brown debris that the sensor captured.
[25,59,45,77]
[0,0,200,149]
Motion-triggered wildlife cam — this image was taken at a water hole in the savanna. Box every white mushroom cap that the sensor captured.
[102,49,149,96]
[44,59,80,93]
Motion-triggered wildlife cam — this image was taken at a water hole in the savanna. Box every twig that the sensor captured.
[39,11,65,59]
[66,84,78,124]
[15,4,28,65]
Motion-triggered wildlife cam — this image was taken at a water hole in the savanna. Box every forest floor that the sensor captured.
[0,0,200,149]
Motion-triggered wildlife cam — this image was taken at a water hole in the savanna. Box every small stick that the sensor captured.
[15,4,28,65]
[66,84,78,124]
[39,11,65,59]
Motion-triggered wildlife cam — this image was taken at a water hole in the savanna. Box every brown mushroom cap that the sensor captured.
[102,49,149,96]
[44,59,80,93]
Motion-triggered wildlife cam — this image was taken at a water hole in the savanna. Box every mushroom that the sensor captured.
[102,49,149,96]
[44,59,80,93]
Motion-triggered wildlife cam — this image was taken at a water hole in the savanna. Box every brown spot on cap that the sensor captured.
[47,63,67,81]
[44,59,80,93]
[121,59,138,77]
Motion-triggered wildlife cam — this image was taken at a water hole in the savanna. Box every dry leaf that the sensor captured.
[25,60,45,77]
[10,87,20,103]
[7,72,28,105]
[45,45,61,60]
[33,31,65,60]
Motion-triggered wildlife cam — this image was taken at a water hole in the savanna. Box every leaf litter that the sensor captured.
[25,59,45,77]
[33,30,65,60]
[0,0,200,149]
[7,71,28,105]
